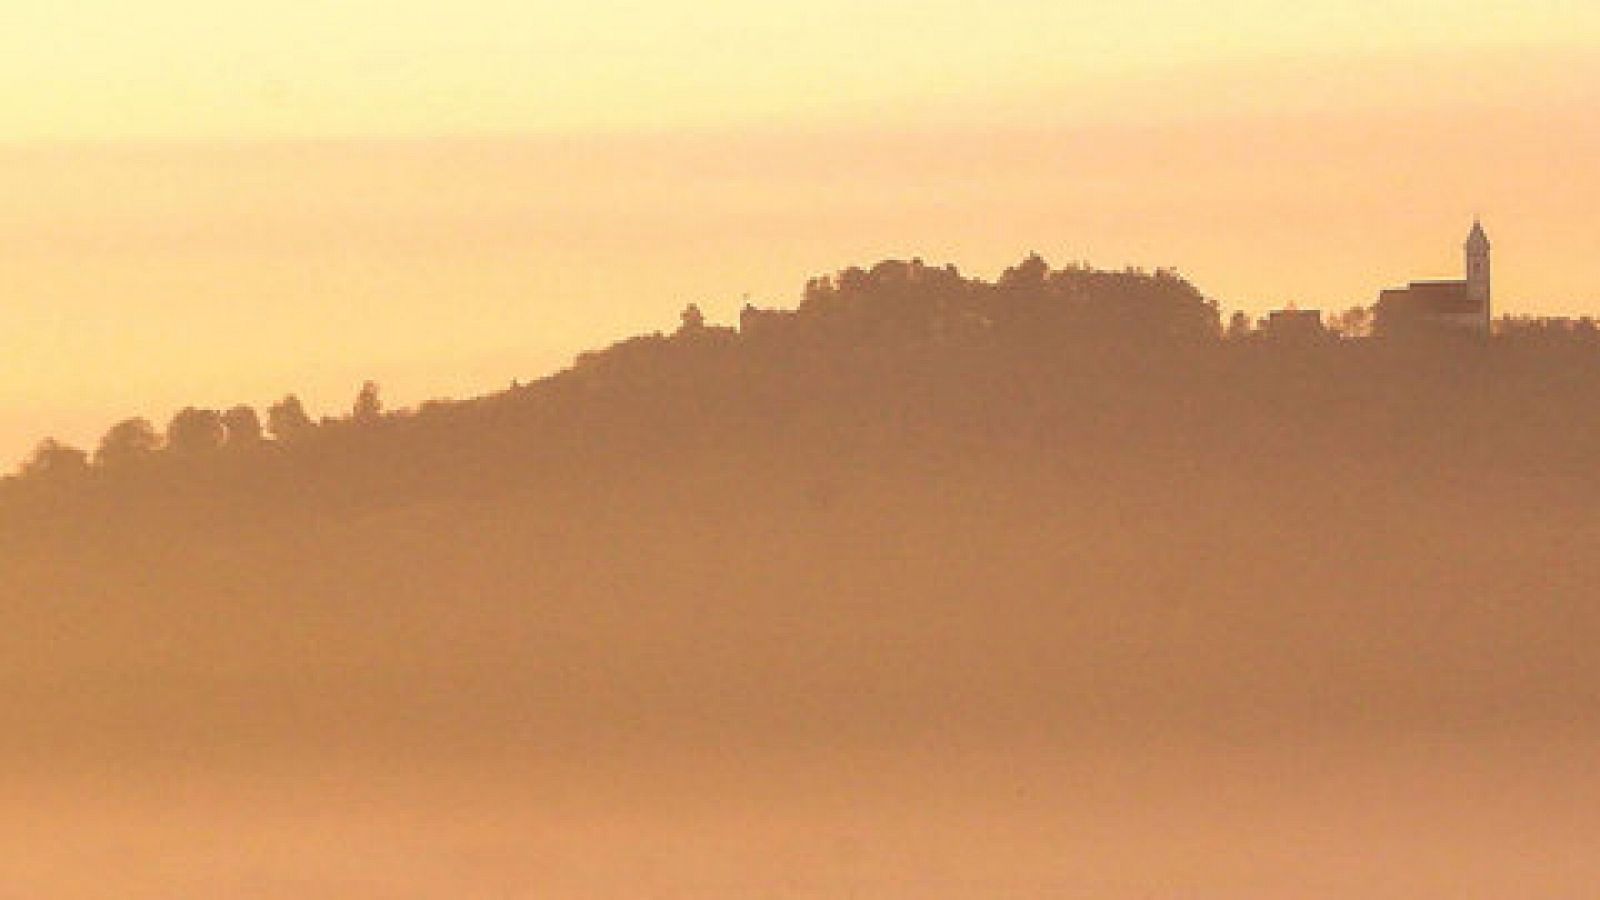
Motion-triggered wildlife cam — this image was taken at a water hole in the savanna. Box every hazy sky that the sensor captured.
[1,0,1596,139]
[2,1,1598,461]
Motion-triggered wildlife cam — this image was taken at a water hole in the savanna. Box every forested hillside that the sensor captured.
[2,256,1598,763]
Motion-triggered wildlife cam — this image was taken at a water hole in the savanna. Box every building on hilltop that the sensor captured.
[1262,307,1325,342]
[739,302,793,337]
[1374,221,1492,338]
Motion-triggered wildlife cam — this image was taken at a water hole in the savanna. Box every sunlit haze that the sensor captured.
[7,7,1600,895]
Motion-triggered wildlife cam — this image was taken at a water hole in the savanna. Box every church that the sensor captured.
[1374,221,1492,337]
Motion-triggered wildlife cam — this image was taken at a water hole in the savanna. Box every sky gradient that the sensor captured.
[2,1,1598,461]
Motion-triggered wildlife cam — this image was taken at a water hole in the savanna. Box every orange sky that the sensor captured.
[1,3,1598,464]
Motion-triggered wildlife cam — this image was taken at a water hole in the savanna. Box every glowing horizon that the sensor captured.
[1,1,1595,141]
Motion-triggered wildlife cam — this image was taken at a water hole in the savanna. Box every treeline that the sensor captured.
[7,255,1600,515]
[5,255,1600,758]
[13,381,385,479]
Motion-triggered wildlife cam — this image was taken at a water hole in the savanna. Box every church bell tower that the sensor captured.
[1465,219,1491,326]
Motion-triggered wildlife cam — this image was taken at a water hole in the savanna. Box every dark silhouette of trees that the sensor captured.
[166,408,226,455]
[222,405,264,445]
[353,381,383,424]
[18,438,89,480]
[267,395,314,443]
[790,256,1223,354]
[998,252,1049,289]
[93,418,161,469]
[12,253,1600,499]
[678,303,706,334]
[1226,311,1254,341]
[1328,306,1374,339]
[1495,314,1600,346]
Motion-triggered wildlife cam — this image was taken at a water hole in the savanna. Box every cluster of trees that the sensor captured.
[7,253,1600,769]
[1225,306,1375,341]
[10,254,1600,498]
[786,255,1223,348]
[16,384,377,482]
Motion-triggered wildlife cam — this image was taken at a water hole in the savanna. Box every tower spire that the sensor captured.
[1465,219,1491,330]
[1466,218,1490,252]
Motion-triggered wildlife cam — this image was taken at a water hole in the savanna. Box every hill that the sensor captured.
[7,255,1600,894]
[3,255,1600,754]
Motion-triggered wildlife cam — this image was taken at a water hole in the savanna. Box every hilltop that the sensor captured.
[4,254,1597,528]
[1,255,1598,764]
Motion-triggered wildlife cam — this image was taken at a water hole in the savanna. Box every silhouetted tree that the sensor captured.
[267,395,314,443]
[1328,306,1374,339]
[353,381,383,424]
[166,408,226,455]
[25,252,1600,534]
[94,418,161,469]
[999,253,1049,288]
[18,438,89,480]
[222,405,264,445]
[1226,311,1253,341]
[678,303,706,334]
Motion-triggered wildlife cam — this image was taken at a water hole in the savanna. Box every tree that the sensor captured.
[678,303,706,334]
[267,395,314,443]
[165,408,226,455]
[1226,310,1254,341]
[94,418,161,469]
[353,381,383,424]
[999,253,1049,288]
[1328,306,1374,340]
[222,405,264,445]
[18,438,89,480]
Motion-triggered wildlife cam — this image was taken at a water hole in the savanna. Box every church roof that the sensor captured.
[1383,280,1480,316]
